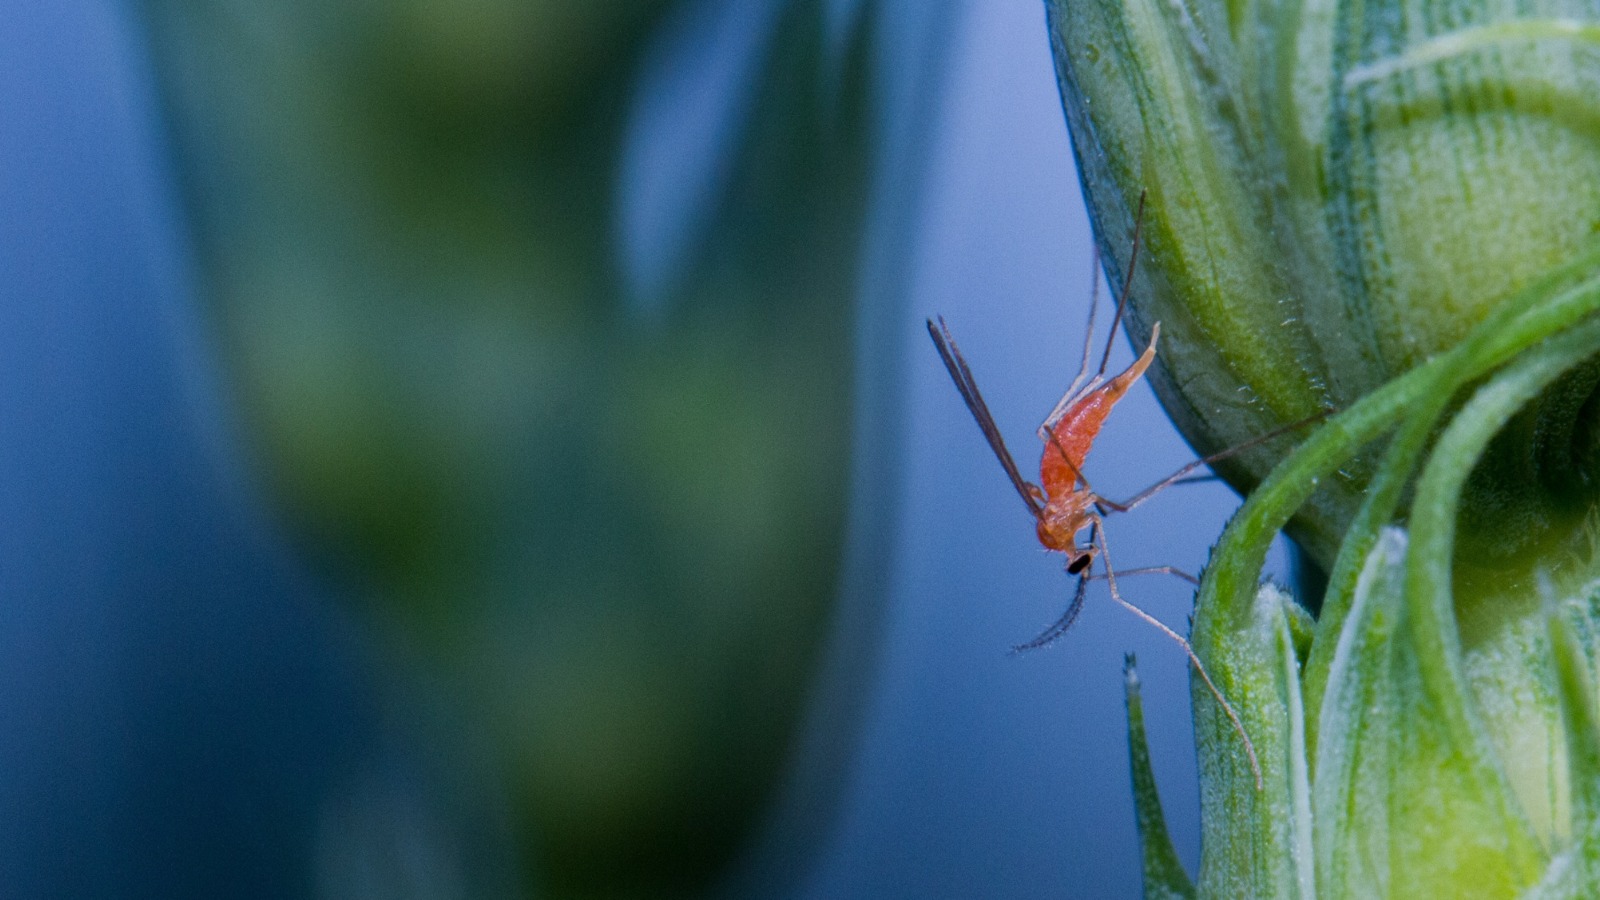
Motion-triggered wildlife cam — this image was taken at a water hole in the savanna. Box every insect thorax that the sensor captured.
[1034,493,1095,554]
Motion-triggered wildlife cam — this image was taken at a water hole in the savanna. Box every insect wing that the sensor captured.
[927,317,1044,516]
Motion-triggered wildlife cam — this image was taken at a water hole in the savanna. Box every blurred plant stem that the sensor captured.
[135,1,872,895]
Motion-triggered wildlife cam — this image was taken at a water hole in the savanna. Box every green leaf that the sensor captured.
[1191,583,1314,899]
[1126,656,1198,900]
[1528,607,1600,897]
[1311,528,1405,897]
[1193,242,1600,898]
[1314,528,1543,897]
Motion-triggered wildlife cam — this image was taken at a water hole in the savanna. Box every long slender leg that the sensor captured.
[1041,248,1106,435]
[1092,514,1263,789]
[1009,563,1201,653]
[1086,565,1200,586]
[1040,191,1152,436]
[1094,189,1148,383]
[1099,410,1329,514]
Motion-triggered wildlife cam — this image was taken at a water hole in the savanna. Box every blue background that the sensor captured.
[0,0,1288,895]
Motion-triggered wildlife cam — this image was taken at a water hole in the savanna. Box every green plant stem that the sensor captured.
[1301,238,1600,751]
[1186,243,1600,892]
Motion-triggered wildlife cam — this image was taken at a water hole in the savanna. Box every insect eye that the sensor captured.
[1066,554,1092,575]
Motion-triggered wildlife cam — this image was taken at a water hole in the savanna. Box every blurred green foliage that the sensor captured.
[136,1,870,895]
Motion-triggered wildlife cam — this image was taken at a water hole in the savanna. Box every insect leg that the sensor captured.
[1039,191,1151,436]
[1086,565,1200,586]
[1094,189,1148,384]
[1040,247,1105,435]
[1092,514,1263,789]
[1100,410,1330,514]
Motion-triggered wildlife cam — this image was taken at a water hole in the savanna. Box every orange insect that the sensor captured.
[925,212,1315,787]
[926,313,1206,653]
[929,309,1220,639]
